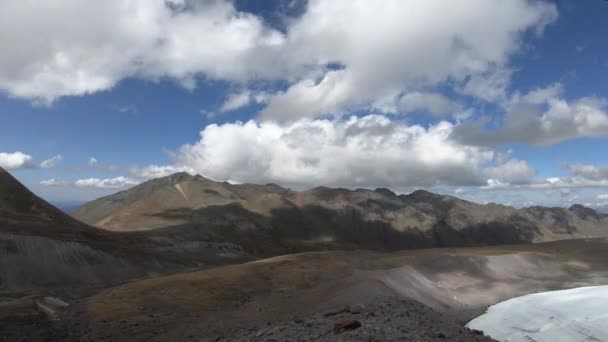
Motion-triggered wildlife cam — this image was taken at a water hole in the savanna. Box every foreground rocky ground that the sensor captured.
[0,296,496,342]
[3,239,608,341]
[222,297,496,342]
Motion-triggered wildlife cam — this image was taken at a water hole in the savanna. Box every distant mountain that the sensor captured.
[72,172,608,255]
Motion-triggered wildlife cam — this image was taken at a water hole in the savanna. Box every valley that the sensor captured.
[2,168,608,341]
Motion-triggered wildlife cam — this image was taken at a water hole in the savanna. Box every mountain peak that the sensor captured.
[166,171,193,181]
[569,204,599,220]
[0,168,87,232]
[142,171,198,187]
[374,187,397,197]
[407,189,444,200]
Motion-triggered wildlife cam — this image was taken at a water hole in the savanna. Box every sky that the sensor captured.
[1,0,608,210]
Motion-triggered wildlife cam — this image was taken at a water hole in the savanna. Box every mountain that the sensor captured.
[72,172,608,255]
[0,168,220,296]
[0,167,91,237]
[0,168,133,294]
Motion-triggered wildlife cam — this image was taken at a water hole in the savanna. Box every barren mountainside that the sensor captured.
[72,172,608,254]
[0,168,239,295]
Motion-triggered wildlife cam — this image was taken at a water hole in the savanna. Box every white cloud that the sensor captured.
[597,194,608,200]
[452,84,608,146]
[40,175,139,189]
[399,92,462,117]
[168,114,494,188]
[459,68,512,102]
[0,0,557,117]
[221,91,251,112]
[73,177,140,189]
[40,179,69,186]
[0,152,34,170]
[261,0,556,121]
[0,152,63,170]
[568,164,608,181]
[89,157,98,166]
[220,90,270,112]
[483,158,535,184]
[482,163,608,190]
[516,82,563,105]
[0,0,285,103]
[39,154,63,169]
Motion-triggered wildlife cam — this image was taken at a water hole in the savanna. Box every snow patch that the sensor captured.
[467,285,608,342]
[174,183,189,202]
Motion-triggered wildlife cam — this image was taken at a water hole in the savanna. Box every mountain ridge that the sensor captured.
[71,172,608,254]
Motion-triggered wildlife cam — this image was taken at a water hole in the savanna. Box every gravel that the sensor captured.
[221,297,497,342]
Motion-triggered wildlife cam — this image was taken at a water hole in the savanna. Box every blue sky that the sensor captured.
[1,0,607,210]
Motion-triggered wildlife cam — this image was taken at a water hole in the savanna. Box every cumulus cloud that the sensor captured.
[41,176,139,189]
[399,92,471,118]
[40,179,69,187]
[483,158,535,184]
[0,152,62,170]
[39,155,63,169]
[458,68,512,102]
[0,0,556,116]
[0,0,285,103]
[164,115,495,188]
[451,84,608,146]
[482,163,608,190]
[89,157,98,166]
[220,90,269,112]
[74,177,140,189]
[260,0,557,121]
[0,152,34,170]
[130,164,194,179]
[568,164,608,181]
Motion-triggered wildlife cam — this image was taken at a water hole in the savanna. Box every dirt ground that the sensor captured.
[2,239,608,341]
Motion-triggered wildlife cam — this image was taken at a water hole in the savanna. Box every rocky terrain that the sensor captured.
[3,168,608,341]
[0,168,248,297]
[73,172,608,256]
[3,238,608,341]
[225,298,496,342]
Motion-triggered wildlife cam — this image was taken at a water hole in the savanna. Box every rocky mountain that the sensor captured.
[0,168,240,296]
[0,167,91,237]
[72,172,608,256]
[0,167,141,294]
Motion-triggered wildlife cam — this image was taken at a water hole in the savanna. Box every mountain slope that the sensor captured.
[0,168,216,296]
[0,167,92,237]
[72,172,608,254]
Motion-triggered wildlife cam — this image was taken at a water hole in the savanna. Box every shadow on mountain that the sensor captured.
[130,202,539,261]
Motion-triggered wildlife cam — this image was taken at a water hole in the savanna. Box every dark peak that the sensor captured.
[264,183,287,192]
[569,204,591,211]
[407,189,444,201]
[167,171,192,180]
[374,187,397,197]
[569,204,599,220]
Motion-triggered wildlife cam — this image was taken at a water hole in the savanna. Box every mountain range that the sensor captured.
[3,167,608,341]
[72,171,608,255]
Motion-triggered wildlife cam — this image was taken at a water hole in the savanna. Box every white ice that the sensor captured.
[467,285,608,342]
